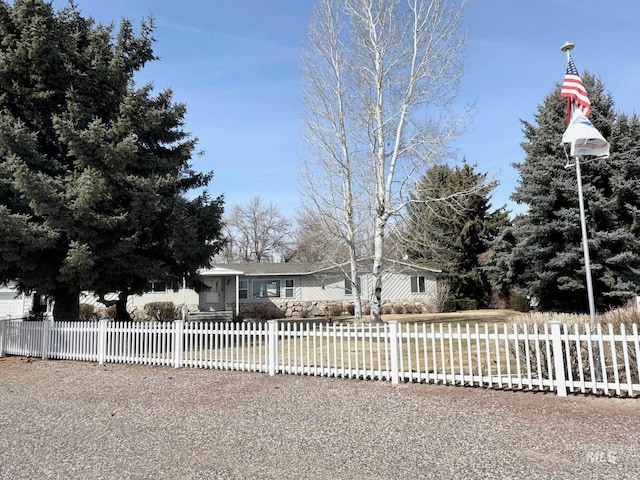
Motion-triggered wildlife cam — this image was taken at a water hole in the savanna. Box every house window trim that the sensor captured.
[410,275,427,294]
[238,279,248,299]
[344,276,362,295]
[284,279,294,298]
[147,280,167,293]
[252,279,282,299]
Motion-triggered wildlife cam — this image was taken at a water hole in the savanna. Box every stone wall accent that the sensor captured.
[230,297,437,319]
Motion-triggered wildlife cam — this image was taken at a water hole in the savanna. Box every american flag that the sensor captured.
[560,55,591,123]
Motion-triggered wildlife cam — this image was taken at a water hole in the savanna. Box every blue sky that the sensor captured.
[53,1,640,220]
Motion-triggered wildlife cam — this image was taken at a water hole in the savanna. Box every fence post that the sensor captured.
[0,318,6,358]
[389,321,399,385]
[41,318,51,360]
[98,320,108,365]
[267,320,278,376]
[550,321,567,397]
[173,320,184,368]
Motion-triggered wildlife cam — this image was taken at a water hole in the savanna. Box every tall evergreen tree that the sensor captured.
[0,0,224,320]
[402,161,509,307]
[502,73,640,312]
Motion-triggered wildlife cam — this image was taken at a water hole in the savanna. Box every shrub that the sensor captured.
[434,281,451,312]
[101,305,117,320]
[345,303,355,315]
[489,291,509,309]
[79,303,99,321]
[26,311,47,322]
[442,298,477,312]
[143,302,178,322]
[459,299,477,311]
[244,304,286,320]
[442,298,457,313]
[510,293,530,313]
[328,304,344,317]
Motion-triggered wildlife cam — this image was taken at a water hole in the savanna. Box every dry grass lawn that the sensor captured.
[379,308,525,324]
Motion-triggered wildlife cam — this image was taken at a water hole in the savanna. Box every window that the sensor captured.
[344,277,361,295]
[411,276,427,293]
[239,280,248,299]
[252,279,281,298]
[146,280,167,293]
[285,279,294,298]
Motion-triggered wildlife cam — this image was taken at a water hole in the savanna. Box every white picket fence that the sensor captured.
[1,318,639,398]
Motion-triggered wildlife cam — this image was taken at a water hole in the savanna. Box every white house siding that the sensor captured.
[0,286,30,319]
[130,289,199,311]
[379,271,437,301]
[298,274,357,302]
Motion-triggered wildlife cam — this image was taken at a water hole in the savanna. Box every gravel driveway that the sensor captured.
[1,356,639,479]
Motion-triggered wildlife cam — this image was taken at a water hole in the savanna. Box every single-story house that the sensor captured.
[1,260,441,320]
[133,260,441,319]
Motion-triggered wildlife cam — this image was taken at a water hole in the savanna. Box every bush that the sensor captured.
[244,304,286,320]
[26,311,47,322]
[459,299,477,311]
[327,304,344,317]
[510,294,530,313]
[101,305,117,320]
[442,298,478,313]
[79,303,99,321]
[442,298,457,313]
[434,281,451,312]
[143,302,178,322]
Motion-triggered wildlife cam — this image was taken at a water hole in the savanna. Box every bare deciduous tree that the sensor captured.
[301,0,467,322]
[289,209,350,263]
[222,197,292,263]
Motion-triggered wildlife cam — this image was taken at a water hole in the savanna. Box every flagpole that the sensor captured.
[561,41,597,328]
[560,42,603,386]
[574,158,597,325]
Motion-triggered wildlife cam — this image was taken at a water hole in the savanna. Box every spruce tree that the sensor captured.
[403,161,509,307]
[505,73,640,312]
[0,0,224,320]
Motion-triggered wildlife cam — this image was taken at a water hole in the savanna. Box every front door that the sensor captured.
[199,277,223,311]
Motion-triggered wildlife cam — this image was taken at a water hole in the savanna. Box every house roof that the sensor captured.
[205,260,440,277]
[204,262,331,276]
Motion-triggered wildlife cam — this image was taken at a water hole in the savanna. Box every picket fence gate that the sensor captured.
[1,318,639,398]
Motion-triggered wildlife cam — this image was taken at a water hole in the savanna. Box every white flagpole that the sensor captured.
[561,42,602,384]
[574,157,597,326]
[561,41,597,328]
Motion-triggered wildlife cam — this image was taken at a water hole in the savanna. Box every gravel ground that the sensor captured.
[1,357,639,480]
